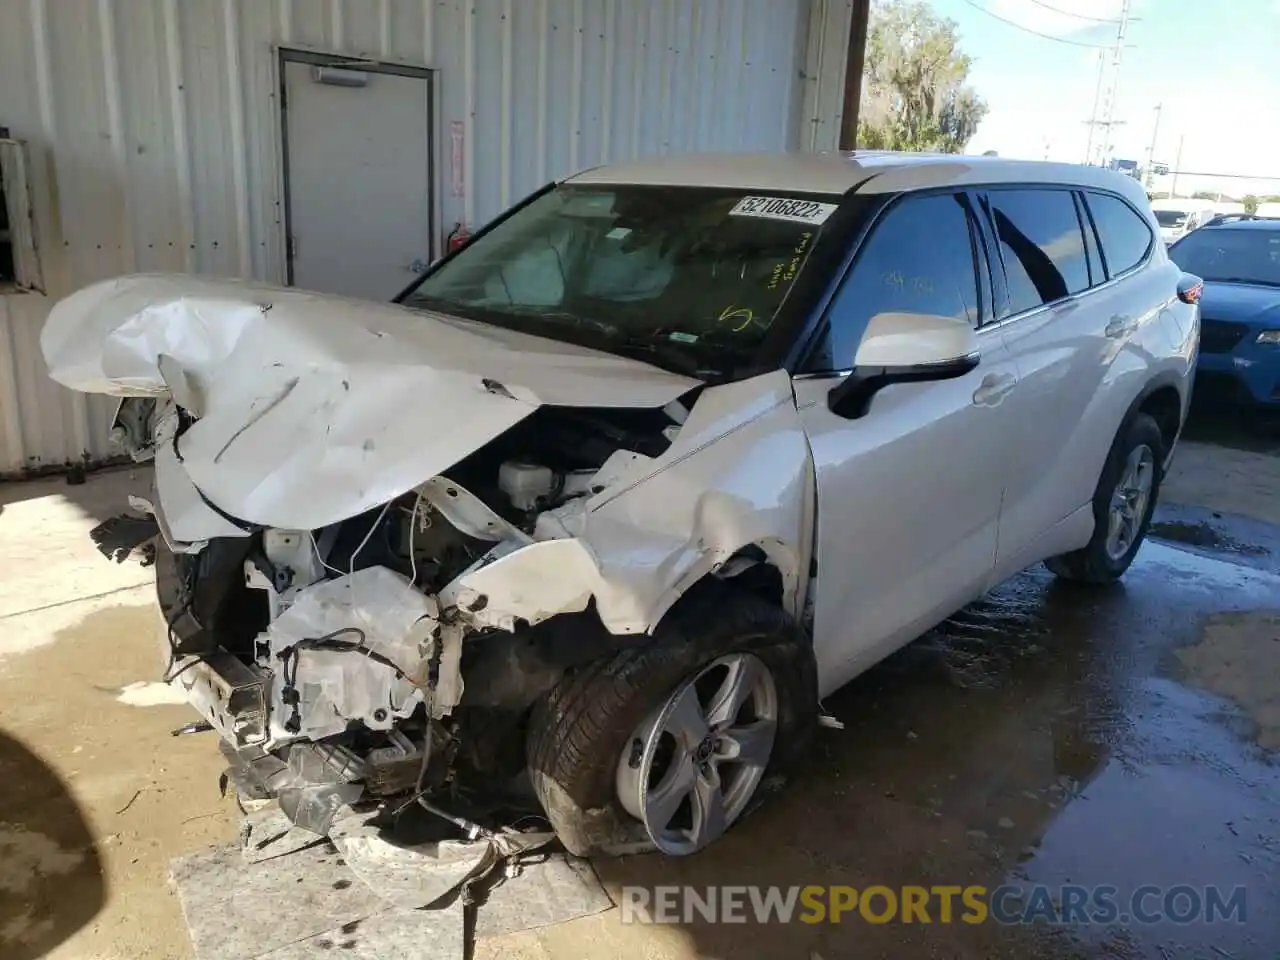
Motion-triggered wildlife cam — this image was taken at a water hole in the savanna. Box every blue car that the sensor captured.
[1168,217,1280,407]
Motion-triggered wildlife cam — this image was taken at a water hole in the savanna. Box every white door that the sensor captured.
[282,58,433,301]
[793,191,1019,697]
[978,187,1121,567]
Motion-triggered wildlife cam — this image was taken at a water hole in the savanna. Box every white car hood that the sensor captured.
[42,274,700,531]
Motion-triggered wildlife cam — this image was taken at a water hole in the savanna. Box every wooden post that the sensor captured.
[838,0,872,151]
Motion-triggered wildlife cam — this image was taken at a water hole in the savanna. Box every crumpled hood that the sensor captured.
[42,274,699,531]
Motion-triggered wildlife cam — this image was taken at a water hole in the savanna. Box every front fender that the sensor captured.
[444,370,814,636]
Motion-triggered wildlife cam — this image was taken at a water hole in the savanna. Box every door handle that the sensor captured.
[1105,315,1137,338]
[972,372,1015,406]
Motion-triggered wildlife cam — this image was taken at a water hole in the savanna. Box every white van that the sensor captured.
[1151,197,1218,244]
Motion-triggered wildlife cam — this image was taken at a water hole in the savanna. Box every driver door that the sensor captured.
[793,190,1020,696]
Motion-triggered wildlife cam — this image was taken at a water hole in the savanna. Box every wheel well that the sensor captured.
[717,545,786,607]
[1137,386,1182,453]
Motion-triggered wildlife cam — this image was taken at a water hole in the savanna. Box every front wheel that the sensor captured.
[1046,412,1164,583]
[525,586,817,857]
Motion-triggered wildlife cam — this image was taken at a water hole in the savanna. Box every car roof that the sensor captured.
[566,151,1151,206]
[1203,218,1280,231]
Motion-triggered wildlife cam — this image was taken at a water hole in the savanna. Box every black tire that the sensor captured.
[1045,412,1165,584]
[525,583,817,857]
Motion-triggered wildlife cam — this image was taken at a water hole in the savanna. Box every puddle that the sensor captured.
[1150,502,1280,576]
[1014,679,1280,959]
[1149,519,1268,555]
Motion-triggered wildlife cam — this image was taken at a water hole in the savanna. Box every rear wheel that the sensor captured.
[1046,412,1164,583]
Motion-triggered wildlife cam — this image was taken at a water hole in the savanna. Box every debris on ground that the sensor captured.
[87,513,159,564]
[170,804,612,960]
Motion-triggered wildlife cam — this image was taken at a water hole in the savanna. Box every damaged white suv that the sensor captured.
[43,152,1199,858]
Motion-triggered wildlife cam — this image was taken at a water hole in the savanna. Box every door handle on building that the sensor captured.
[972,372,1016,406]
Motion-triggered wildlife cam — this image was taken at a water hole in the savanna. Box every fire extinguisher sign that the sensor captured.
[450,121,465,199]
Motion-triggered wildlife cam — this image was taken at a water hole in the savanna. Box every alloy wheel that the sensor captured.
[1105,442,1155,561]
[615,652,778,856]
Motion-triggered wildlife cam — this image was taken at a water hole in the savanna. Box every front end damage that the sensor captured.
[152,457,649,835]
[43,274,814,847]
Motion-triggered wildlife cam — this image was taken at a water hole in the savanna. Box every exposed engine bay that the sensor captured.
[44,274,814,846]
[154,403,685,832]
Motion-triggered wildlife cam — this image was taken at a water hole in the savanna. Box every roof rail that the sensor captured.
[1204,213,1280,227]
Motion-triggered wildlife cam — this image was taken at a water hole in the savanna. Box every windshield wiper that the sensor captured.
[490,304,619,334]
[609,333,748,380]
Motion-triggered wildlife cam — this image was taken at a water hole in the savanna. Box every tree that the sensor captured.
[857,0,988,153]
[1243,195,1259,215]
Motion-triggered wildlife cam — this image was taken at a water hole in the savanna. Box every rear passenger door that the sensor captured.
[983,186,1154,573]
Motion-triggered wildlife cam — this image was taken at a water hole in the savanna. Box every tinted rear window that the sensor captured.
[1087,192,1155,276]
[988,188,1090,316]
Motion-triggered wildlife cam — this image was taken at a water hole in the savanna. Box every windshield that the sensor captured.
[1154,210,1187,228]
[399,184,841,378]
[1168,228,1280,287]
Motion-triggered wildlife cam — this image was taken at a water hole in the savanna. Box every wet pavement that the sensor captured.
[556,540,1280,960]
[2,407,1280,959]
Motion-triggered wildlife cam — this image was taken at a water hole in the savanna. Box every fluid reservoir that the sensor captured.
[498,461,556,511]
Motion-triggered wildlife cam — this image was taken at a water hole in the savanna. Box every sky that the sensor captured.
[925,0,1280,198]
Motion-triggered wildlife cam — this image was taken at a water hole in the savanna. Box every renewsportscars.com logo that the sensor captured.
[619,885,1248,926]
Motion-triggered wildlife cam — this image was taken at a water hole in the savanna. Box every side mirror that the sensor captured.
[827,312,981,420]
[1176,272,1203,305]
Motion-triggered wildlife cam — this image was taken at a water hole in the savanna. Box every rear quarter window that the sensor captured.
[1086,192,1155,277]
[986,188,1091,316]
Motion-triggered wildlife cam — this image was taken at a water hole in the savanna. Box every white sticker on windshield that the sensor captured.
[729,196,837,224]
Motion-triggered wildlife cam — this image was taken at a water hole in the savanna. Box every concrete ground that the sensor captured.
[2,402,1279,960]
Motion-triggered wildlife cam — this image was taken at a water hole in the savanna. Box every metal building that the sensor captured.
[0,0,862,476]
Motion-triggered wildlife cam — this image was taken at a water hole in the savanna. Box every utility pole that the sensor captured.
[1144,102,1162,186]
[1083,50,1105,164]
[1083,0,1134,167]
[1170,134,1185,197]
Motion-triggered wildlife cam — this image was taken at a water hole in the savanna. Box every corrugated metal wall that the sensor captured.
[0,0,853,476]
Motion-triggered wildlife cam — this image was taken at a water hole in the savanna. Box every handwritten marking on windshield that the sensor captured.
[718,305,756,333]
[768,232,814,290]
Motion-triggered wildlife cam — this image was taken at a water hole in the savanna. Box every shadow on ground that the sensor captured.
[0,730,106,960]
[1181,393,1280,454]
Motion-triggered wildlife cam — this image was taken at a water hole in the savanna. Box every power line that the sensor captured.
[1160,170,1280,182]
[1083,0,1133,165]
[957,0,1113,47]
[1020,0,1121,23]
